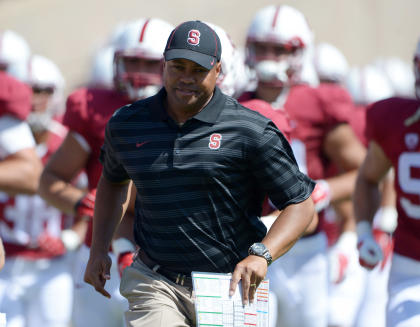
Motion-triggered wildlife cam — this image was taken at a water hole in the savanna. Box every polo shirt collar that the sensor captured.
[149,87,225,124]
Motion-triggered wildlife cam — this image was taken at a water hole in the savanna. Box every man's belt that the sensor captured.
[137,249,193,288]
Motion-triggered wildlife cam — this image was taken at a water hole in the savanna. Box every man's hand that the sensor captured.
[312,179,331,212]
[357,221,384,270]
[328,231,357,284]
[372,228,394,270]
[38,229,82,256]
[112,238,136,277]
[75,189,96,220]
[229,255,267,305]
[84,251,112,298]
[38,233,66,257]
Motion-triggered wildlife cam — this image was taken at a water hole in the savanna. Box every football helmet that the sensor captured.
[246,5,314,87]
[25,55,65,132]
[413,38,420,100]
[373,57,415,97]
[89,45,115,89]
[205,22,248,98]
[345,65,393,105]
[113,18,174,100]
[314,42,349,83]
[0,30,31,81]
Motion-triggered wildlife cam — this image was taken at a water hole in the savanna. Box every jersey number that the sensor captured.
[398,152,420,219]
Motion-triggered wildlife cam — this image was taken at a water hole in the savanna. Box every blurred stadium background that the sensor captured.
[1,0,419,96]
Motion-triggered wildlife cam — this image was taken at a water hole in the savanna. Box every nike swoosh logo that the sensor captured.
[136,141,150,148]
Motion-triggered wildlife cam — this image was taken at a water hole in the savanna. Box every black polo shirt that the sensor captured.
[100,87,314,274]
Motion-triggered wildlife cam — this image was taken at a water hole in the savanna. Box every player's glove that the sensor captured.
[311,179,331,212]
[112,238,136,277]
[37,229,81,257]
[117,252,135,277]
[357,221,384,270]
[74,189,96,220]
[328,231,357,284]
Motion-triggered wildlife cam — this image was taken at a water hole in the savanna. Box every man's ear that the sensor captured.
[215,61,222,76]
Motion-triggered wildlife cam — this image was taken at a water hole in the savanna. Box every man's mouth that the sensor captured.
[176,87,197,96]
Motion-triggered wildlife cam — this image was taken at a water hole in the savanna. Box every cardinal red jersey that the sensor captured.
[285,84,354,180]
[0,71,32,121]
[0,123,68,259]
[240,98,292,141]
[63,88,129,190]
[63,88,129,246]
[366,97,420,261]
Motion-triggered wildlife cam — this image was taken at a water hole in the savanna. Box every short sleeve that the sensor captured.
[0,115,35,159]
[249,122,315,210]
[99,122,130,183]
[63,89,89,139]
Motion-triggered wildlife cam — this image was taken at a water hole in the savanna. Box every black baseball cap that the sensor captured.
[164,20,222,70]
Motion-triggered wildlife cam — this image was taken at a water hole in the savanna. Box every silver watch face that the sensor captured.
[249,242,272,264]
[252,243,266,254]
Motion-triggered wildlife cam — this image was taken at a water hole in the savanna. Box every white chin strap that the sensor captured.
[126,84,160,101]
[255,60,289,84]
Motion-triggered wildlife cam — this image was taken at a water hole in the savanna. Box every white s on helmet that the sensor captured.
[89,45,115,89]
[345,65,393,105]
[25,55,65,132]
[113,18,174,100]
[0,30,31,81]
[373,57,415,98]
[314,42,349,83]
[246,5,314,86]
[205,22,248,98]
[415,38,420,100]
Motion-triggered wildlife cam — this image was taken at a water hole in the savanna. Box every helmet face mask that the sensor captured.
[24,55,65,133]
[114,53,163,99]
[246,5,313,87]
[112,18,174,100]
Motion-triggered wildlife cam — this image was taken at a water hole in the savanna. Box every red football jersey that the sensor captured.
[240,98,292,141]
[63,88,129,190]
[285,84,354,180]
[366,97,420,261]
[63,88,129,247]
[0,123,68,259]
[0,71,32,121]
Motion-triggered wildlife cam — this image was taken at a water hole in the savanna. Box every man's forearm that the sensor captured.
[353,173,381,224]
[0,149,41,195]
[90,175,131,254]
[262,197,315,260]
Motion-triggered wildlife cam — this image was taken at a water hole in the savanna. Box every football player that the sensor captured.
[0,55,78,327]
[240,5,366,327]
[38,18,174,327]
[345,64,400,327]
[354,37,420,327]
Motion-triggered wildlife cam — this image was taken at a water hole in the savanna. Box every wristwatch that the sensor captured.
[248,242,272,266]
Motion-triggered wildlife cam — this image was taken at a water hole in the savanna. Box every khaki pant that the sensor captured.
[120,258,196,327]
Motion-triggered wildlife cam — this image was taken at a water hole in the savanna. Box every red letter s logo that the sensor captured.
[187,30,201,45]
[209,133,222,149]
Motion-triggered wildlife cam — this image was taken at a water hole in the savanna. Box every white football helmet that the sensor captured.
[246,5,314,87]
[0,30,31,81]
[25,55,65,132]
[89,45,115,89]
[345,65,393,105]
[205,22,248,98]
[314,42,349,83]
[373,57,415,98]
[113,18,174,100]
[415,38,420,100]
